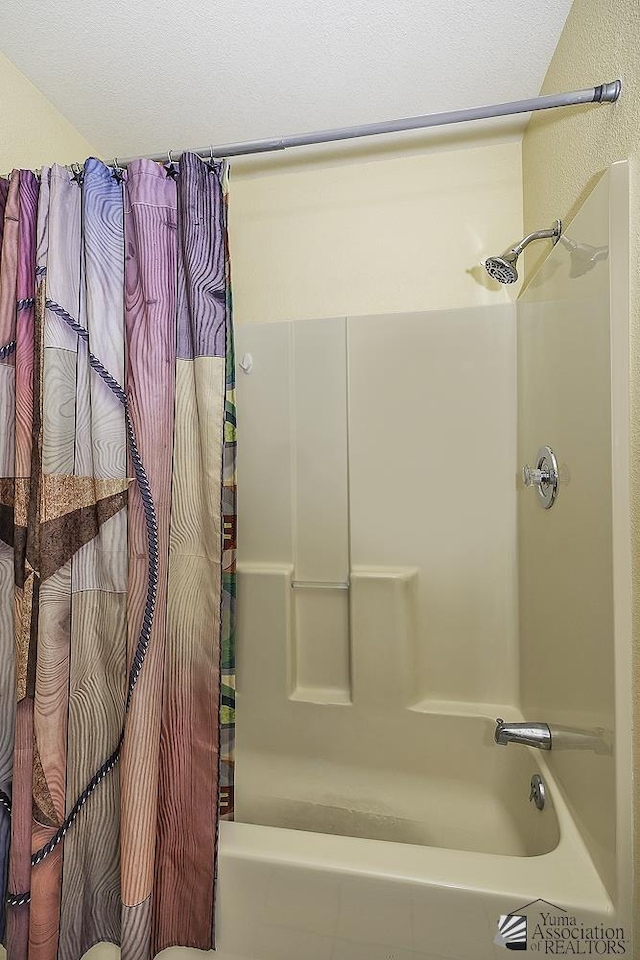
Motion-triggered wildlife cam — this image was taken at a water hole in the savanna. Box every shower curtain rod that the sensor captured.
[112,80,621,167]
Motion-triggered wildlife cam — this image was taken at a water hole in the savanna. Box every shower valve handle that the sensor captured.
[522,464,550,487]
[522,446,559,510]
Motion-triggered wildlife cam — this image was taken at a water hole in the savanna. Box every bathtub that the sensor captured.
[14,718,619,960]
[235,713,560,857]
[203,712,617,960]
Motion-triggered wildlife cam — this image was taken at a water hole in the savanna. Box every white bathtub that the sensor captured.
[235,713,560,858]
[210,726,615,960]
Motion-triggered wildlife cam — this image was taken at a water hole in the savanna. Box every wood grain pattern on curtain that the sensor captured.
[0,155,236,960]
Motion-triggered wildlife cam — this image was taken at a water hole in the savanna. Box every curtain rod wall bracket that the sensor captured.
[593,80,622,102]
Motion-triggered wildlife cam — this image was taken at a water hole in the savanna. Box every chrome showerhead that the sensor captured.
[484,219,562,285]
[485,254,519,284]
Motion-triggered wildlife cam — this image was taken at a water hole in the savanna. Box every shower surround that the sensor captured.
[203,163,630,960]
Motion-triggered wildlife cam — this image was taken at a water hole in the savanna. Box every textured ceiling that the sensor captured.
[1,0,574,163]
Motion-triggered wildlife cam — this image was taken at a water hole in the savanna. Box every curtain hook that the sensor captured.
[164,149,179,180]
[112,157,125,184]
[70,162,84,186]
[205,145,219,173]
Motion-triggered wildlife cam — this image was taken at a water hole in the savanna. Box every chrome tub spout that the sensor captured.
[494,718,552,750]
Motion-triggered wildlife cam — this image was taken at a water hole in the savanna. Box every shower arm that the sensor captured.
[507,220,562,258]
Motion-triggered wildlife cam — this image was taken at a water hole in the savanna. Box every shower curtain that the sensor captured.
[0,155,236,960]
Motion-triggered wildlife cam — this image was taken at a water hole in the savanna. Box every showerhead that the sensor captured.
[484,219,562,285]
[484,254,519,285]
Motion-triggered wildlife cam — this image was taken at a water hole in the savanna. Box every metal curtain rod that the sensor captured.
[113,80,621,167]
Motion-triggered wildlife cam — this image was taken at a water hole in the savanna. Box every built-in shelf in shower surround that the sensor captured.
[236,563,419,708]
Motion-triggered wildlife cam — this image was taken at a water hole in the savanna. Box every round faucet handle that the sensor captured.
[522,464,550,487]
[521,446,559,509]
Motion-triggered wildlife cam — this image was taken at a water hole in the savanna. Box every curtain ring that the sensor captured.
[112,157,125,184]
[70,162,84,186]
[205,145,217,173]
[164,149,179,179]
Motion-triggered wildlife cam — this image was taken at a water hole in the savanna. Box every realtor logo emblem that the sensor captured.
[495,914,528,951]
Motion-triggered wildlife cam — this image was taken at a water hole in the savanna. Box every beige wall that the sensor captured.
[228,139,523,324]
[521,0,639,933]
[0,51,94,171]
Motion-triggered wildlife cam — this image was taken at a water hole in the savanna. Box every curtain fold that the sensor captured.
[0,155,236,960]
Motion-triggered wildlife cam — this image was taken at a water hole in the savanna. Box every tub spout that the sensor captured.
[494,718,552,750]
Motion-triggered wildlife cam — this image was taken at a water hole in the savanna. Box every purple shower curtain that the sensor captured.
[0,155,236,960]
